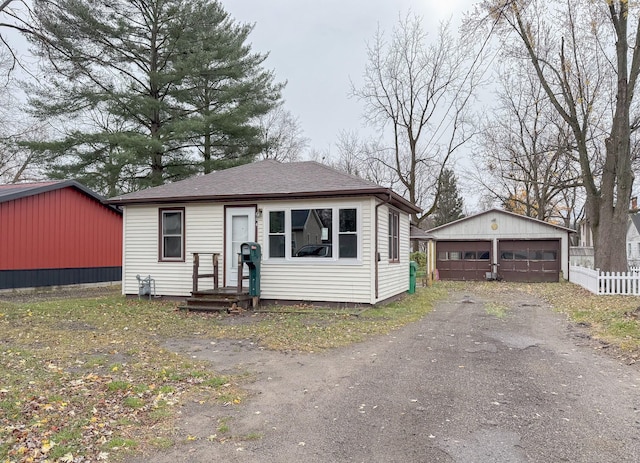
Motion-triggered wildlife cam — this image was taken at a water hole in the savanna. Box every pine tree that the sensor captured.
[172,0,283,173]
[25,0,282,194]
[433,168,464,227]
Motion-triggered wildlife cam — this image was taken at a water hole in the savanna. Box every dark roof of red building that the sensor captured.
[0,180,121,214]
[107,160,421,214]
[410,224,435,241]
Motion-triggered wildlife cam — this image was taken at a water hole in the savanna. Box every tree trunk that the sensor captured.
[591,1,635,272]
[594,204,628,271]
[203,131,212,174]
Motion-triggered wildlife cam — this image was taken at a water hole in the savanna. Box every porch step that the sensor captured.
[179,288,253,312]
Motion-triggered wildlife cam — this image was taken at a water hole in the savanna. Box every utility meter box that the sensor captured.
[240,242,261,297]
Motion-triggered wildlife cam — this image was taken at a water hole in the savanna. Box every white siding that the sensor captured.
[627,219,640,267]
[259,198,374,304]
[123,203,224,296]
[376,206,410,302]
[122,197,413,303]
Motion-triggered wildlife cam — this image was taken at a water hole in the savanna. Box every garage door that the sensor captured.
[498,240,559,282]
[436,241,492,281]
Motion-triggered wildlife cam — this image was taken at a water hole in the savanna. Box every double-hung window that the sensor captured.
[388,210,399,262]
[160,208,184,261]
[339,209,357,258]
[267,207,359,260]
[268,211,286,258]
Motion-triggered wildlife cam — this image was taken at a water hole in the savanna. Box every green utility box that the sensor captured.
[241,242,261,297]
[409,260,417,294]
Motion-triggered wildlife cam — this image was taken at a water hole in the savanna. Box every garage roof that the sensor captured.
[427,208,575,234]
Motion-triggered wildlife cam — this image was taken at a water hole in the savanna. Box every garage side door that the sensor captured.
[436,241,491,281]
[498,240,560,282]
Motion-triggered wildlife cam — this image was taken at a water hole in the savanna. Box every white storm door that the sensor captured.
[225,207,256,287]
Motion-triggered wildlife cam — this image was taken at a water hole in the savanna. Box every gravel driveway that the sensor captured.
[131,287,640,463]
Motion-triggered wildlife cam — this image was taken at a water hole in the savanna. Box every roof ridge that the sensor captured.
[296,160,380,186]
[106,160,421,214]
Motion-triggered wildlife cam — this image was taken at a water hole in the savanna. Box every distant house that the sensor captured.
[573,211,640,269]
[107,160,420,305]
[0,181,122,290]
[627,214,640,267]
[426,209,573,282]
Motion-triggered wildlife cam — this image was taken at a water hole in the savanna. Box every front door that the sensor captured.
[225,207,256,287]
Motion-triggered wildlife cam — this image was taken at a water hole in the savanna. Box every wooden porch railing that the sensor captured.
[191,252,219,293]
[237,253,248,292]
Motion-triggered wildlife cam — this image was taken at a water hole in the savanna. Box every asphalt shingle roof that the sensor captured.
[108,160,421,214]
[630,213,640,234]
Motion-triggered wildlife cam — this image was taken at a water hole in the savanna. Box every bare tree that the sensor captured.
[479,0,640,271]
[0,1,39,77]
[351,13,485,225]
[0,139,39,182]
[0,0,21,74]
[0,117,46,183]
[0,54,41,183]
[331,130,397,187]
[474,67,582,223]
[256,104,308,162]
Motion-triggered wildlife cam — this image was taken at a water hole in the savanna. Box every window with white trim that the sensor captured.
[388,210,399,262]
[160,208,184,261]
[339,209,357,258]
[266,207,359,260]
[268,211,286,258]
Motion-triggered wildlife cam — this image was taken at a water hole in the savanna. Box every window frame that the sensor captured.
[263,206,361,263]
[338,208,358,259]
[268,210,286,258]
[388,210,400,263]
[159,207,185,262]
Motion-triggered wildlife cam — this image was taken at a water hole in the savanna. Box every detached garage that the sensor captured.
[427,209,572,282]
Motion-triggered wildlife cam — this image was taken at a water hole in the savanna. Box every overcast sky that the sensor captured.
[224,0,479,157]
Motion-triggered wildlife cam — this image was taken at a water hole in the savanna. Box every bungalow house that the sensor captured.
[0,180,122,290]
[107,160,421,305]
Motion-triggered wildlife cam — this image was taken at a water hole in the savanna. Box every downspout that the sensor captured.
[374,193,393,301]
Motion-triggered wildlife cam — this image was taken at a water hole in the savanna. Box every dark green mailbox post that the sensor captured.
[241,242,261,297]
[409,261,417,294]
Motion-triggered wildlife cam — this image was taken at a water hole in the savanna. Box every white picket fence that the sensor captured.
[569,265,640,295]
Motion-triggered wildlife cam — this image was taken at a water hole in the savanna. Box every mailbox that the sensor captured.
[240,242,261,297]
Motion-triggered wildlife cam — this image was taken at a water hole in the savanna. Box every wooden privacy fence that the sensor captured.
[569,265,640,295]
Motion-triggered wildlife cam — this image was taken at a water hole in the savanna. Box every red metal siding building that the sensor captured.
[0,181,122,290]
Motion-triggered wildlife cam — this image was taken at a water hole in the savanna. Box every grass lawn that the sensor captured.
[0,284,448,462]
[1,281,638,462]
